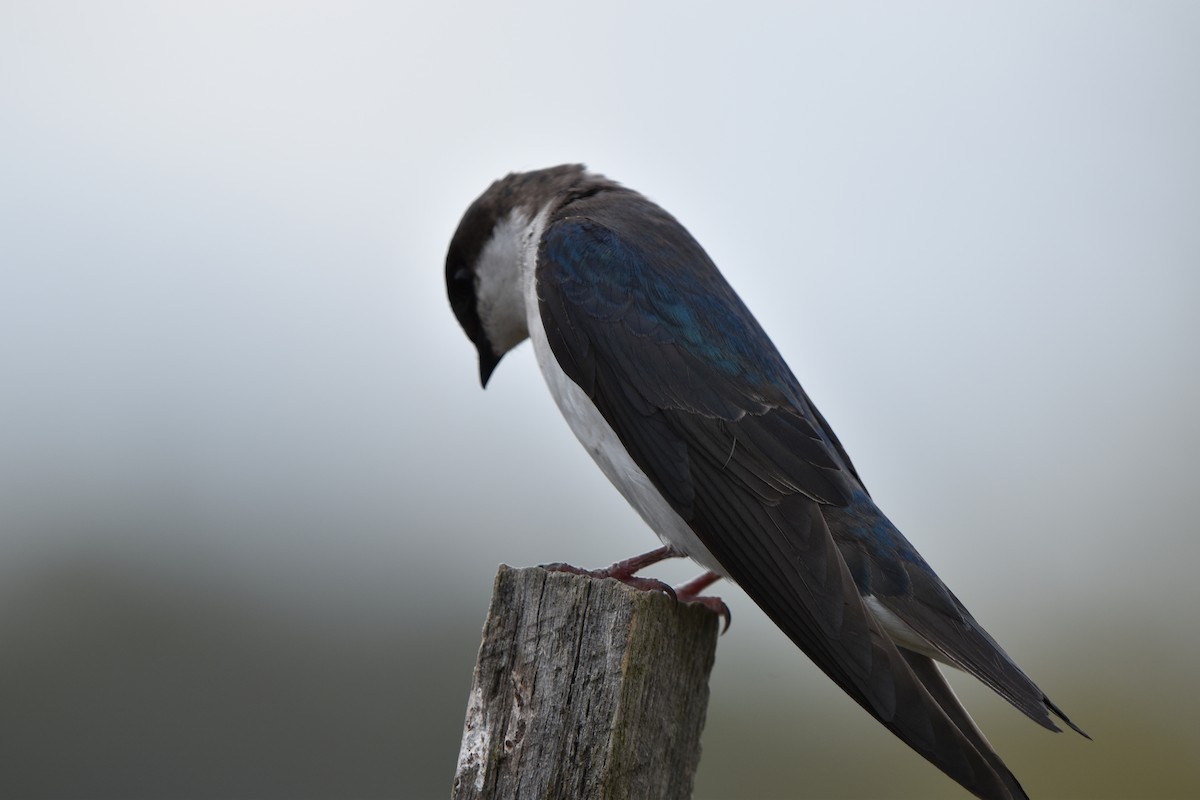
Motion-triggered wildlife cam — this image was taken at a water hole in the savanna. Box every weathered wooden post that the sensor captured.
[452,565,720,800]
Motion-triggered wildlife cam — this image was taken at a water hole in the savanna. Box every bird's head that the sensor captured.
[446,164,601,387]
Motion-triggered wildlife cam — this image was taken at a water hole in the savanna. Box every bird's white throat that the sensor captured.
[473,210,531,355]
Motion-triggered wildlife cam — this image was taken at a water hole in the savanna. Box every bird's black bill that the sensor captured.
[478,347,503,387]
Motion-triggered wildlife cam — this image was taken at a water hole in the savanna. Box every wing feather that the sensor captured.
[535,193,1037,798]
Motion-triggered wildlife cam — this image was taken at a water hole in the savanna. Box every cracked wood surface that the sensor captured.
[452,565,720,800]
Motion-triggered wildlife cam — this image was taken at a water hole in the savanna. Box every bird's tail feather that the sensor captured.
[900,650,1030,800]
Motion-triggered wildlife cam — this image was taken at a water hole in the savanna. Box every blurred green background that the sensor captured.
[3,2,1198,798]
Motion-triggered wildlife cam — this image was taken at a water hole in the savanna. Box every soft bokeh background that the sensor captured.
[3,2,1198,798]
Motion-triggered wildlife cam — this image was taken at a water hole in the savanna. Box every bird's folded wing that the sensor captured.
[537,207,1029,799]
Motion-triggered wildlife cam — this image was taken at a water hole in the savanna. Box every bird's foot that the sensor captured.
[540,546,682,599]
[674,571,731,632]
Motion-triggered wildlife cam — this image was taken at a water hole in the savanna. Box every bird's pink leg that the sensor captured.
[541,546,683,598]
[674,571,731,632]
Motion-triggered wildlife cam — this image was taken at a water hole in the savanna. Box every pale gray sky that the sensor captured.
[2,3,1198,798]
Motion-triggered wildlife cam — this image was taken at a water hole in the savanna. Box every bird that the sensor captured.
[444,164,1085,799]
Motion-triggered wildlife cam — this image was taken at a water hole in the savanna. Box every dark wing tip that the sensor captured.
[1044,696,1091,739]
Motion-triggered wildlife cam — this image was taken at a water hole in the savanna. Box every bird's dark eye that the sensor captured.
[449,267,473,300]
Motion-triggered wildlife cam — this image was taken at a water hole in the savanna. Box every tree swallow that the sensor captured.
[445,164,1085,800]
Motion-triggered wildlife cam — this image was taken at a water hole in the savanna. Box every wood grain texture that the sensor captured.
[452,565,719,800]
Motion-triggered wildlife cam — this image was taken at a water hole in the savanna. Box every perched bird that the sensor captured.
[445,164,1085,799]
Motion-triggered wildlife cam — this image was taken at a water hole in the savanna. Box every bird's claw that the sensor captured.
[679,594,732,633]
[619,575,678,600]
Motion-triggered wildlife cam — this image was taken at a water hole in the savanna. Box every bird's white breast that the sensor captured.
[518,208,726,577]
